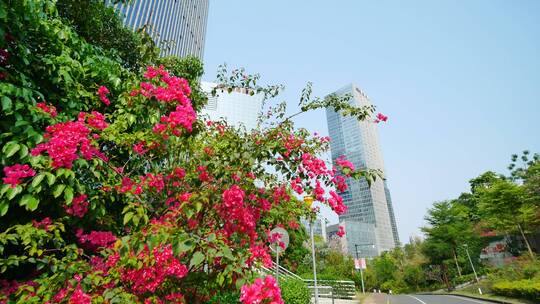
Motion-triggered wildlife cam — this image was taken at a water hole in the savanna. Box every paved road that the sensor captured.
[367,293,498,304]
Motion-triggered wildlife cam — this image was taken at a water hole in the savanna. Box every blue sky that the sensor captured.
[202,0,540,243]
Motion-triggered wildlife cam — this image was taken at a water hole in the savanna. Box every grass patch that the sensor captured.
[356,292,372,303]
[450,290,536,304]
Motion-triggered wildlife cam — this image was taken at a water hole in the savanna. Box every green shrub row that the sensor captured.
[492,279,540,302]
[280,279,311,304]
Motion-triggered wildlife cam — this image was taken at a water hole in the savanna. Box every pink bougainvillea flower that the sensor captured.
[80,111,108,130]
[30,119,106,169]
[98,85,111,106]
[328,190,348,215]
[288,220,300,230]
[335,155,355,172]
[65,194,89,218]
[36,102,58,118]
[337,225,346,237]
[290,177,303,195]
[133,141,147,155]
[0,48,9,65]
[240,275,284,304]
[2,164,35,188]
[69,275,91,304]
[32,217,52,230]
[76,229,117,252]
[374,112,388,123]
[120,244,188,295]
[247,243,273,268]
[332,175,348,192]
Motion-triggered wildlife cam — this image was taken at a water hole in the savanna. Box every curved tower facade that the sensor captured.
[108,0,209,59]
[325,84,399,256]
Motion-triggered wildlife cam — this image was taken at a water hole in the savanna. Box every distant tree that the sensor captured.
[373,252,399,286]
[477,177,539,259]
[421,200,481,289]
[524,161,540,207]
[508,150,540,182]
[508,151,540,207]
[403,264,426,291]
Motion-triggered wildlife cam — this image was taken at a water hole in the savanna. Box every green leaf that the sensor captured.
[123,212,134,225]
[6,186,21,200]
[15,120,29,127]
[45,173,55,186]
[2,141,20,158]
[1,96,11,111]
[18,145,28,158]
[219,247,234,260]
[31,173,45,188]
[20,194,39,210]
[64,186,74,204]
[189,251,205,268]
[175,239,194,254]
[0,184,9,197]
[27,197,39,211]
[0,201,8,216]
[53,184,66,198]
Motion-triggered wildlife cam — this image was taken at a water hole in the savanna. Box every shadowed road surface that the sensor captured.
[367,293,498,304]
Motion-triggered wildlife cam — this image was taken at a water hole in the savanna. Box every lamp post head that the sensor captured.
[304,196,314,207]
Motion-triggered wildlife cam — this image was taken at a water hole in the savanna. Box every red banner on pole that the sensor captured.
[354,258,366,270]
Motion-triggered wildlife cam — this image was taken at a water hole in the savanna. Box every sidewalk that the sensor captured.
[360,293,387,304]
[315,297,361,304]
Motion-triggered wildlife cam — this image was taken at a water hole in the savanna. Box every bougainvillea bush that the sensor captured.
[0,1,382,303]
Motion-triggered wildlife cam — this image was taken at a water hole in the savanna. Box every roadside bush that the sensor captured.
[280,279,311,304]
[451,273,476,286]
[488,257,540,282]
[207,290,240,304]
[492,279,540,302]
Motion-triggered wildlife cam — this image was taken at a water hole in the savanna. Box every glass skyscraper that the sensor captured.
[325,84,400,257]
[200,82,264,130]
[107,0,209,59]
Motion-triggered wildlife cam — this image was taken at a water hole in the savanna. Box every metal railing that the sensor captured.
[257,263,356,300]
[304,279,356,299]
[308,285,334,304]
[259,261,304,281]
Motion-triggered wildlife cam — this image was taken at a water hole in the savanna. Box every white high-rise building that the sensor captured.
[200,82,264,130]
[325,84,399,257]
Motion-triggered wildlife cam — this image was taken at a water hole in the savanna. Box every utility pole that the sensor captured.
[304,196,318,304]
[355,244,365,294]
[354,243,374,294]
[310,220,319,303]
[464,244,482,295]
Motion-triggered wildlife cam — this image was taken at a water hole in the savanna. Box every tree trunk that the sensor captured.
[453,249,462,277]
[517,223,535,260]
[441,264,452,292]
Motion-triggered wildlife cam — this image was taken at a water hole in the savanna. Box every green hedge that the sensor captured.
[492,279,540,302]
[207,290,240,304]
[280,279,311,304]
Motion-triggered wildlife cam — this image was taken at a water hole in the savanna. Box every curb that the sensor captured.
[420,292,513,304]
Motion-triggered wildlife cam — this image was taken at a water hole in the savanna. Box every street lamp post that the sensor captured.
[304,196,318,304]
[464,244,482,295]
[354,243,374,294]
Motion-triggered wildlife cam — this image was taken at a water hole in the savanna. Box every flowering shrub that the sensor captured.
[240,276,283,304]
[0,1,383,302]
[2,164,35,188]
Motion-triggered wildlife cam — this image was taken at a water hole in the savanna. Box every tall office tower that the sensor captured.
[200,82,264,130]
[301,217,328,242]
[327,221,377,256]
[325,84,400,257]
[108,0,209,59]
